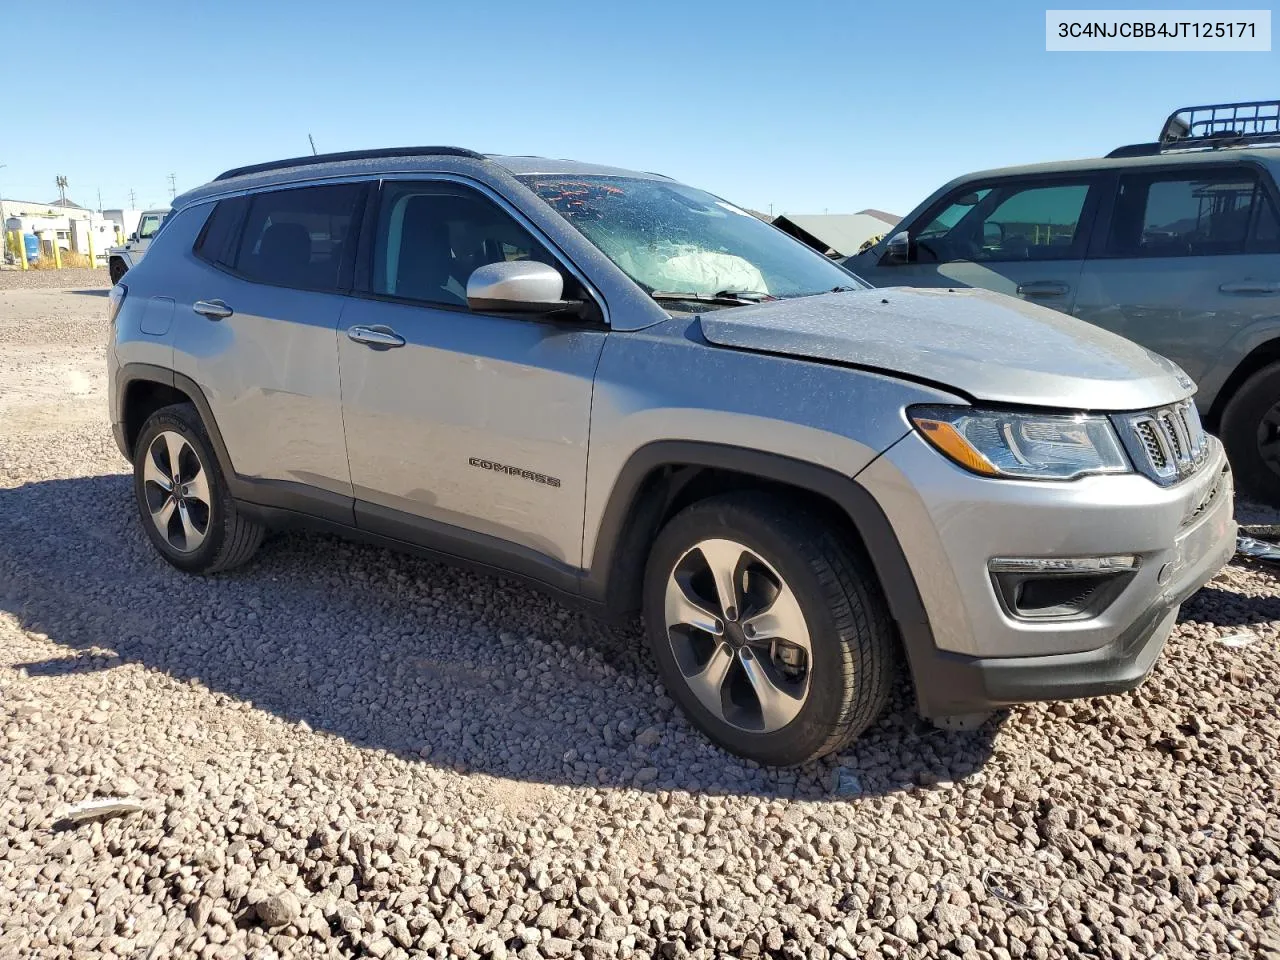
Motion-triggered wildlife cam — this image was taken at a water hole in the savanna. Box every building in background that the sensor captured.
[771,209,901,258]
[2,197,116,265]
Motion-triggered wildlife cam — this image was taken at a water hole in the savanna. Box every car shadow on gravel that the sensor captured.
[0,474,999,800]
[1181,584,1280,628]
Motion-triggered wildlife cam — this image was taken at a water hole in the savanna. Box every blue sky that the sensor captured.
[3,0,1276,216]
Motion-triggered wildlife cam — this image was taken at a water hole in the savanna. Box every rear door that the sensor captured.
[173,181,367,513]
[337,178,607,575]
[1073,164,1280,406]
[860,175,1102,314]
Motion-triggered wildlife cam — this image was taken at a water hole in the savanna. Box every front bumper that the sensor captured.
[859,431,1236,717]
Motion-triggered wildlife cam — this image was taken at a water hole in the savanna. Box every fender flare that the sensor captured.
[583,440,941,710]
[116,363,234,470]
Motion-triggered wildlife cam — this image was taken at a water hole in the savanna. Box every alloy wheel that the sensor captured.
[663,537,812,733]
[142,430,211,553]
[1256,402,1280,478]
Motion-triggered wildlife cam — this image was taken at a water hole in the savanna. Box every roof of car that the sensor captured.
[172,150,670,209]
[953,145,1280,185]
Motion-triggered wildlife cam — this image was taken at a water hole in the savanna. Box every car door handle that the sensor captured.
[1220,281,1280,295]
[347,324,406,348]
[1015,281,1070,298]
[192,299,233,320]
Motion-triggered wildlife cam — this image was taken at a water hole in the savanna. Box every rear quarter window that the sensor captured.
[193,198,249,267]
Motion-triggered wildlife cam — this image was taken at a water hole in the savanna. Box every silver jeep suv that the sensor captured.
[107,146,1236,765]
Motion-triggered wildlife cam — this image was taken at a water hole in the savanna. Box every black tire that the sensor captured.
[1220,361,1280,503]
[109,259,127,285]
[132,403,264,574]
[642,492,896,766]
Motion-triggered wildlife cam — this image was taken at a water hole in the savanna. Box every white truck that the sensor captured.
[107,208,169,284]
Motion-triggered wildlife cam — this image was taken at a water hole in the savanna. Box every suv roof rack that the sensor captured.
[1107,99,1280,158]
[214,146,486,182]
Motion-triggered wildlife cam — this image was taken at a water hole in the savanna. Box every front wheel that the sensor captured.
[1220,361,1280,503]
[109,259,128,285]
[642,492,896,766]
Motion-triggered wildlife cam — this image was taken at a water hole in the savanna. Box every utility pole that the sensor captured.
[167,173,177,201]
[128,188,137,209]
[97,187,103,213]
[0,164,8,256]
[308,133,318,156]
[55,174,68,206]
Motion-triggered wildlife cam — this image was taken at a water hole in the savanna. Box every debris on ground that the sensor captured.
[830,766,862,796]
[981,868,1051,914]
[1237,535,1280,563]
[55,796,146,827]
[1215,630,1259,648]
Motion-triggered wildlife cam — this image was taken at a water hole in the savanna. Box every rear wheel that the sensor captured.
[132,403,264,573]
[642,492,896,766]
[1220,361,1280,503]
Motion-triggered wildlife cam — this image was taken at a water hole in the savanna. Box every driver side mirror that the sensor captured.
[466,260,583,316]
[983,222,1005,247]
[128,233,137,243]
[884,230,911,265]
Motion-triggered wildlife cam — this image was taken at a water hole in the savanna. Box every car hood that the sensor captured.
[698,286,1194,410]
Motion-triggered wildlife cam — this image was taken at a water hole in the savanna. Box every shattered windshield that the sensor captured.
[518,175,865,305]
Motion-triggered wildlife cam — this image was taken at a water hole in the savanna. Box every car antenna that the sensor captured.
[308,133,318,156]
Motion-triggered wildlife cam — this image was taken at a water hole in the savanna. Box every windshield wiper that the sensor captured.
[651,289,775,306]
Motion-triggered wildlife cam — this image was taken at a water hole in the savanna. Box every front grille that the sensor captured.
[1135,420,1167,470]
[1115,401,1208,486]
[1159,411,1185,459]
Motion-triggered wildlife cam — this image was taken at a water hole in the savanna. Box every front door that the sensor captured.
[859,176,1102,316]
[337,179,606,576]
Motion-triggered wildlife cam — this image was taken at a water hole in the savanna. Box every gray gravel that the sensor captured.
[2,274,1279,959]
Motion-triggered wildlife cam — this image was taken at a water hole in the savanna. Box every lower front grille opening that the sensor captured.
[993,570,1135,621]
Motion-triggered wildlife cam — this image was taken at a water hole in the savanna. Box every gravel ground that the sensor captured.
[1,274,1278,960]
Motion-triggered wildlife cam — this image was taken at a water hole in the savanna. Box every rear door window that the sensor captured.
[1105,169,1280,257]
[229,183,366,291]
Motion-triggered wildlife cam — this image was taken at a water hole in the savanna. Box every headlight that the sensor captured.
[909,405,1131,480]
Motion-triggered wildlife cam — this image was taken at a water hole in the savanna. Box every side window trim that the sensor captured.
[898,174,1103,265]
[353,174,610,327]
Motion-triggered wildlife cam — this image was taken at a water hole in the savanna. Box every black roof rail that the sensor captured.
[214,146,486,182]
[1105,142,1161,159]
[1107,99,1280,158]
